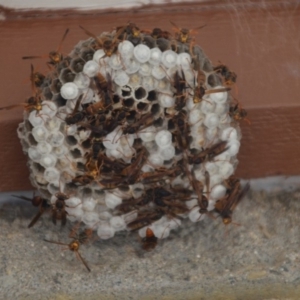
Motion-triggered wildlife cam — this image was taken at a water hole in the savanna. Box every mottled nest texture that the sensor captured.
[12,22,248,270]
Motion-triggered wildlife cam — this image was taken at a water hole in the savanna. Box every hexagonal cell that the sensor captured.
[118,185,131,194]
[50,78,62,94]
[134,87,148,101]
[70,147,83,159]
[63,182,78,194]
[35,175,49,186]
[80,187,93,198]
[32,126,50,143]
[76,162,86,172]
[61,168,76,183]
[163,158,173,166]
[56,56,72,74]
[81,138,91,149]
[123,98,135,108]
[40,76,52,89]
[156,38,169,52]
[17,123,25,137]
[27,133,38,146]
[48,131,65,147]
[113,94,121,104]
[80,47,95,62]
[126,110,138,123]
[150,103,161,116]
[127,35,141,46]
[89,39,100,51]
[32,162,46,174]
[70,57,85,73]
[24,120,33,132]
[167,118,176,131]
[142,36,156,49]
[147,90,157,101]
[59,68,76,83]
[47,182,60,194]
[136,102,149,113]
[132,137,143,149]
[207,73,222,87]
[44,117,61,132]
[65,135,78,146]
[153,117,164,127]
[121,85,133,98]
[128,73,141,87]
[202,58,214,73]
[20,139,30,150]
[156,78,171,92]
[53,94,67,107]
[42,87,53,100]
[92,188,105,199]
[44,167,61,182]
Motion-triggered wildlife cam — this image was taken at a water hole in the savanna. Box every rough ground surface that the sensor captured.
[1,188,300,300]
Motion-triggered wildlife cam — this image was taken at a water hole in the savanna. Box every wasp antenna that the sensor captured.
[79,25,99,42]
[57,28,70,52]
[22,55,41,60]
[169,21,179,29]
[11,195,32,202]
[76,251,91,272]
[195,24,207,31]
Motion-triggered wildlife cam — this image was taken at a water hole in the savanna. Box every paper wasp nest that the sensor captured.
[17,24,245,244]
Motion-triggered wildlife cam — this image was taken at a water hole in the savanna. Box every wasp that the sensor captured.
[0,65,46,114]
[213,64,237,87]
[22,28,70,68]
[78,116,121,159]
[94,71,109,92]
[44,227,92,272]
[79,117,109,161]
[85,100,111,117]
[72,153,102,186]
[73,119,123,186]
[116,22,141,39]
[72,174,95,186]
[188,141,228,165]
[88,72,114,115]
[139,166,182,185]
[149,28,172,40]
[79,26,123,57]
[0,91,44,114]
[12,194,50,228]
[170,21,206,44]
[127,209,164,231]
[51,192,70,226]
[119,146,149,185]
[98,152,129,176]
[229,102,250,124]
[65,95,86,125]
[173,70,189,112]
[141,228,158,251]
[121,112,156,135]
[98,176,125,190]
[192,67,231,104]
[171,111,192,152]
[115,192,152,214]
[150,187,190,216]
[29,64,45,89]
[214,181,250,225]
[190,169,210,215]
